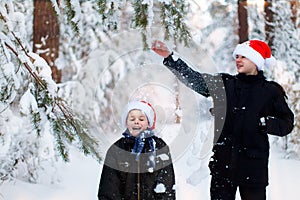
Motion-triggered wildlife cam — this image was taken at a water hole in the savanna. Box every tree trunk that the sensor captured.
[290,0,300,28]
[175,79,181,124]
[173,42,181,124]
[264,0,275,51]
[33,0,61,83]
[238,0,249,43]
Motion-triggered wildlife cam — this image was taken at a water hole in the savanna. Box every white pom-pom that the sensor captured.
[265,56,276,68]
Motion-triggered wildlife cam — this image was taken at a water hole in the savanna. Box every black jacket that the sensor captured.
[163,54,294,187]
[98,133,175,200]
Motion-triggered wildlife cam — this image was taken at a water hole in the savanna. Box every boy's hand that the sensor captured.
[151,40,171,58]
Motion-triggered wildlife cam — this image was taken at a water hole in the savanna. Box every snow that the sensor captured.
[0,148,100,200]
[2,125,300,200]
[154,183,166,193]
[19,84,38,115]
[29,52,58,97]
[292,83,300,91]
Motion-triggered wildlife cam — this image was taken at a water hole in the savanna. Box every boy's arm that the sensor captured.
[261,84,294,137]
[163,53,211,97]
[98,147,122,200]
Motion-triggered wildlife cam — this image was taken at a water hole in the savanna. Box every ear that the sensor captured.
[125,120,130,129]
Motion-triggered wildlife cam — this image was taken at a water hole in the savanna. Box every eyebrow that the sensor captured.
[128,115,146,119]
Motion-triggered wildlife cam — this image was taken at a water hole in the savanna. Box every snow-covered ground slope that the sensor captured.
[2,125,300,200]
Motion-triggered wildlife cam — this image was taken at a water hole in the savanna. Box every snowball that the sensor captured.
[154,183,166,193]
[157,153,170,161]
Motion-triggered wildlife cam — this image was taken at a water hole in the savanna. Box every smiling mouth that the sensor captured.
[237,65,243,69]
[132,127,142,131]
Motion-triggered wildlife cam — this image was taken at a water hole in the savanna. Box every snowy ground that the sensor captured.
[1,130,300,200]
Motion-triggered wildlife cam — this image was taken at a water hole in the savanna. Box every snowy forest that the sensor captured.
[1,0,300,199]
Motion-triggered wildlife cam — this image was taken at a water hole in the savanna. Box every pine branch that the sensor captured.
[62,0,80,35]
[54,99,99,159]
[0,66,15,108]
[95,0,192,48]
[97,0,118,30]
[4,43,47,89]
[159,0,191,46]
[31,111,42,136]
[132,0,148,29]
[51,118,70,162]
[0,15,101,162]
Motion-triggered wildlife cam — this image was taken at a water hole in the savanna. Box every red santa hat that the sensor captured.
[121,100,156,130]
[232,39,276,70]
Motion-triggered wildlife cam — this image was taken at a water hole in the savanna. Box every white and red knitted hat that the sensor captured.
[232,39,276,70]
[121,100,156,130]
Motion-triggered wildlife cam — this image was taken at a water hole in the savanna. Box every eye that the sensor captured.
[235,55,246,59]
[129,117,135,121]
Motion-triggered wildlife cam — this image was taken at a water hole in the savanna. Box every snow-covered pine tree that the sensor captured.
[158,0,191,47]
[286,83,300,158]
[199,0,237,73]
[59,0,191,50]
[0,1,99,183]
[271,2,300,77]
[0,0,192,184]
[268,1,300,156]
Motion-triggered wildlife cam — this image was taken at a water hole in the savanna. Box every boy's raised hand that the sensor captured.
[151,40,171,58]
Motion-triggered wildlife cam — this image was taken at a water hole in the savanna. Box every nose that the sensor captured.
[236,57,243,64]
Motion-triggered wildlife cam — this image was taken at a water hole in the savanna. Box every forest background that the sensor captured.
[0,0,300,199]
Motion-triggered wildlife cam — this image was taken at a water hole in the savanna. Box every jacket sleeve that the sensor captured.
[98,146,122,200]
[265,85,294,137]
[163,53,211,97]
[163,53,228,105]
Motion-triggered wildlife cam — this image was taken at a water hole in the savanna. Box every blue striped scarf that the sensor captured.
[123,129,156,170]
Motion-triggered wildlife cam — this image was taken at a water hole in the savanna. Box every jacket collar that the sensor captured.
[236,71,266,84]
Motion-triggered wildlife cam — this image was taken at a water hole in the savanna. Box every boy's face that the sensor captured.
[235,55,258,75]
[126,109,150,137]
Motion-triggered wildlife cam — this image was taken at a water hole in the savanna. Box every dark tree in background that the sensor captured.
[264,0,275,51]
[290,0,300,28]
[33,0,61,83]
[238,0,249,43]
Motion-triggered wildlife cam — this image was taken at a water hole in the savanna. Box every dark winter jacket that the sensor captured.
[98,131,175,200]
[163,54,294,187]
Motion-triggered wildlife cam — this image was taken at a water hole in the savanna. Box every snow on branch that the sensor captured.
[0,11,101,162]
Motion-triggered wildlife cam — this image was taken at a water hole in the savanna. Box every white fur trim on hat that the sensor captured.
[233,42,265,70]
[121,101,155,129]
